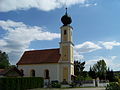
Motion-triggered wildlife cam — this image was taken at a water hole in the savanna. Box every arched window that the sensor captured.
[20,69,24,76]
[64,30,67,35]
[44,69,49,79]
[30,69,35,77]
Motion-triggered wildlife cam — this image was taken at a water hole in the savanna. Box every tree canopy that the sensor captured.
[89,60,107,80]
[0,50,10,69]
[74,61,87,81]
[106,68,116,82]
[74,61,85,76]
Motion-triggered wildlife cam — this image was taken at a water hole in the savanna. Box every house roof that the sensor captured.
[0,67,23,76]
[17,48,61,65]
[0,69,5,75]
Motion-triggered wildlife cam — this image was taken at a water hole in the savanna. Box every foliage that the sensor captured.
[82,71,88,79]
[74,61,85,76]
[81,71,93,81]
[89,60,107,80]
[118,79,120,86]
[88,66,96,79]
[69,82,76,87]
[114,72,120,78]
[106,68,116,82]
[84,76,93,81]
[74,61,86,81]
[114,71,120,82]
[51,81,61,88]
[0,77,44,90]
[106,82,120,90]
[0,51,10,69]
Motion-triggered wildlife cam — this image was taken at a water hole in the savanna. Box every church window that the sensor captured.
[45,69,49,79]
[64,30,67,35]
[20,69,24,76]
[30,69,35,77]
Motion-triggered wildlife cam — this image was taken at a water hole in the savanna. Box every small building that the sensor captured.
[17,9,74,84]
[0,67,23,77]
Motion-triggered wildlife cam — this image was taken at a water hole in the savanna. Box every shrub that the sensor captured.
[118,79,120,86]
[0,77,44,90]
[69,82,76,87]
[51,80,61,88]
[106,82,120,90]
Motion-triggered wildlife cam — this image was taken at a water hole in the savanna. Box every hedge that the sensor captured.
[0,77,44,90]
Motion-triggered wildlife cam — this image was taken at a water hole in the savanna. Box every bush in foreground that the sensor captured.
[51,80,61,88]
[106,82,120,90]
[0,77,44,90]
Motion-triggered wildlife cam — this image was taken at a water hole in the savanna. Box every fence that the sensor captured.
[80,80,109,87]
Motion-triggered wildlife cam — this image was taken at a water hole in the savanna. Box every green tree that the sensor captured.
[74,61,86,81]
[90,60,107,80]
[82,71,88,80]
[74,61,85,76]
[106,68,116,82]
[88,66,96,79]
[0,50,10,69]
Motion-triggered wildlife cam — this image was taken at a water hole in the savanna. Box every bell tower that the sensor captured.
[59,8,74,83]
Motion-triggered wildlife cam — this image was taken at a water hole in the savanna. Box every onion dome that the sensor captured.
[61,8,72,26]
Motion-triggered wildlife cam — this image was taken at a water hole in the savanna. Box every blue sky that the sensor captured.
[0,0,120,71]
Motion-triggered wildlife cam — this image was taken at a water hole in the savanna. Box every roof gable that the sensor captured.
[0,67,23,76]
[17,48,61,65]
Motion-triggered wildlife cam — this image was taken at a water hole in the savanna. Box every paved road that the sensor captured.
[31,88,105,90]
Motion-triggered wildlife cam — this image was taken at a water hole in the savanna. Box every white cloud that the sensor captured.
[0,40,7,46]
[111,56,117,60]
[100,41,120,50]
[74,41,120,71]
[75,41,102,53]
[0,20,60,64]
[74,41,101,61]
[81,3,97,7]
[74,50,84,61]
[0,0,95,12]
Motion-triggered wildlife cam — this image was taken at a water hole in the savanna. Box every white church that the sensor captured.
[17,8,74,84]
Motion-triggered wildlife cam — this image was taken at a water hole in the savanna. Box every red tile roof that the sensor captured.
[0,67,23,76]
[17,48,61,65]
[0,69,5,74]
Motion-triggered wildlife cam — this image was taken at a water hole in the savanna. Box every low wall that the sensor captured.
[99,83,109,87]
[82,83,95,87]
[80,80,108,87]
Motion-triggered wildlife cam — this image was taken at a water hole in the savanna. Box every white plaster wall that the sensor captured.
[18,64,60,81]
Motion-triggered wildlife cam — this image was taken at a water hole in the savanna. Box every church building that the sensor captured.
[17,8,74,84]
